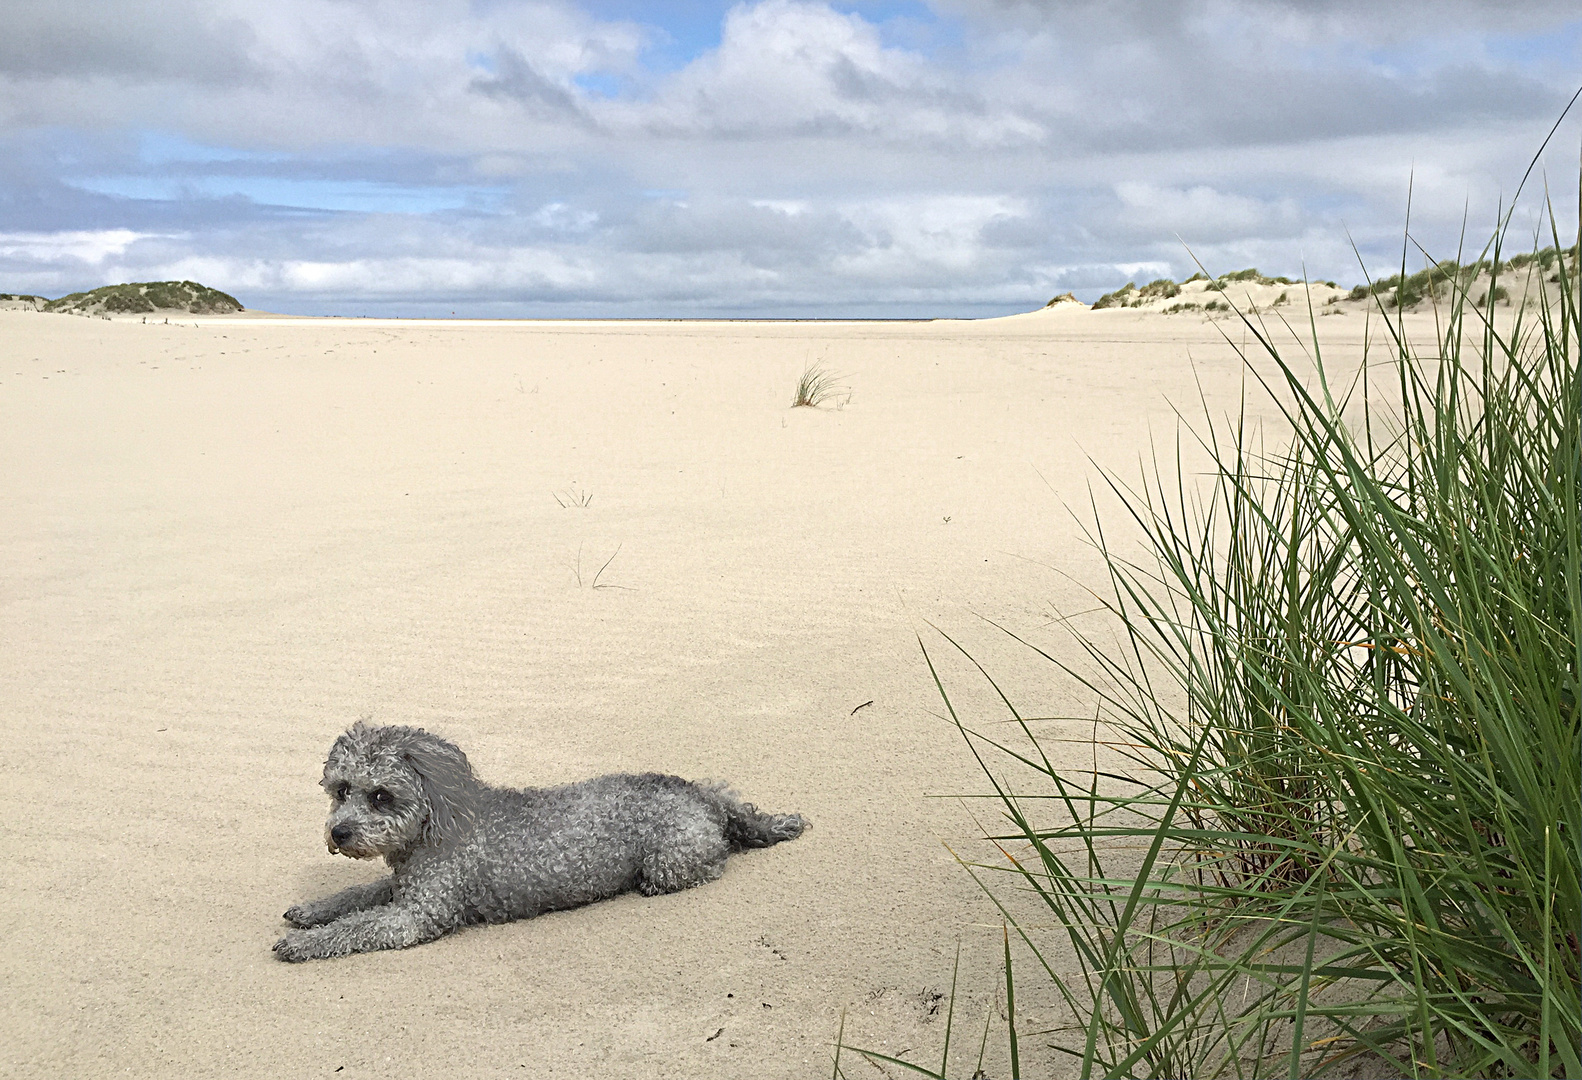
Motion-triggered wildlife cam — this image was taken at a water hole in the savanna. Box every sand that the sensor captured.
[1,303,1391,1077]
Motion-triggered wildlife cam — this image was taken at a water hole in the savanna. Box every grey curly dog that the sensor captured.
[274,722,808,962]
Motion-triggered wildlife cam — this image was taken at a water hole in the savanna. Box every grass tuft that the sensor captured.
[871,159,1580,1077]
[793,364,846,408]
[552,484,593,508]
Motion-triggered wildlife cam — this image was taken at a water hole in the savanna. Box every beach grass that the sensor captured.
[793,364,844,408]
[553,484,594,508]
[1092,283,1139,309]
[841,176,1580,1077]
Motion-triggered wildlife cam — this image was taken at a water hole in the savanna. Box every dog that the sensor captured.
[274,722,807,961]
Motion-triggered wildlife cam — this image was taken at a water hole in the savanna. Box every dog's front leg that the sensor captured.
[282,878,395,928]
[273,901,451,961]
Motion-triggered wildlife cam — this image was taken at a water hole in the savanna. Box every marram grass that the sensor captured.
[841,188,1580,1078]
[793,363,845,408]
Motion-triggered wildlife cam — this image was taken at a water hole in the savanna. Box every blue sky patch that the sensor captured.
[72,175,502,215]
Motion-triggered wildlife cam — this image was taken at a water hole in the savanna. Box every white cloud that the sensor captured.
[529,202,600,232]
[0,228,159,263]
[614,0,1042,147]
[833,195,1028,279]
[0,1,1577,313]
[1113,183,1305,241]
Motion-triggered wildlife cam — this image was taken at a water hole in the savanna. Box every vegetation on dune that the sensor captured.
[1348,244,1579,309]
[42,280,243,315]
[1096,271,1341,311]
[1092,281,1140,309]
[1222,266,1294,286]
[1093,279,1183,309]
[840,164,1580,1077]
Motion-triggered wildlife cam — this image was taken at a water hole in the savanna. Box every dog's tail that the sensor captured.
[705,783,809,850]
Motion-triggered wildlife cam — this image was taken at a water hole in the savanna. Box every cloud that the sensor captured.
[0,0,260,84]
[1112,183,1305,242]
[0,227,152,263]
[616,0,1041,146]
[625,197,862,257]
[0,228,176,295]
[0,0,1577,314]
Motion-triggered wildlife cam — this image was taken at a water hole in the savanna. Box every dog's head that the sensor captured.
[320,722,478,863]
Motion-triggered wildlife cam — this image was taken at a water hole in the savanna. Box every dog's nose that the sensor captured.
[330,824,356,847]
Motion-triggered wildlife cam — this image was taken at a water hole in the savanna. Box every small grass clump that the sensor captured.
[792,364,845,408]
[845,162,1580,1078]
[569,543,629,590]
[552,484,593,508]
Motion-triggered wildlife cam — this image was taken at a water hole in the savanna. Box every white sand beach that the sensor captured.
[1,303,1420,1077]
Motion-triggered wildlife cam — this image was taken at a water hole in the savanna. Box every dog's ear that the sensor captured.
[400,732,478,848]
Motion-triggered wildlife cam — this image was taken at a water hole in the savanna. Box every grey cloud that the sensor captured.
[934,0,1577,160]
[0,0,261,84]
[470,48,587,120]
[624,199,865,259]
[936,0,1582,41]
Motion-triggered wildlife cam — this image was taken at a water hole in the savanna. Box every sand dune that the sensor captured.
[2,305,1401,1077]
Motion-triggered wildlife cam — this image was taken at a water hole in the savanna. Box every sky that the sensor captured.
[1,0,1579,318]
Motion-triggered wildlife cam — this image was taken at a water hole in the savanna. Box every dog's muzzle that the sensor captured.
[327,823,358,854]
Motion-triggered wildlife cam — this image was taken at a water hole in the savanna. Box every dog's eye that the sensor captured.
[333,784,349,802]
[369,789,393,807]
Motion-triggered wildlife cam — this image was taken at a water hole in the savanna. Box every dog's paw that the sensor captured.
[273,930,322,962]
[283,903,328,929]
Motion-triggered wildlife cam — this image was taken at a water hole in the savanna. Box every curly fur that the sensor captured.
[274,722,808,962]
